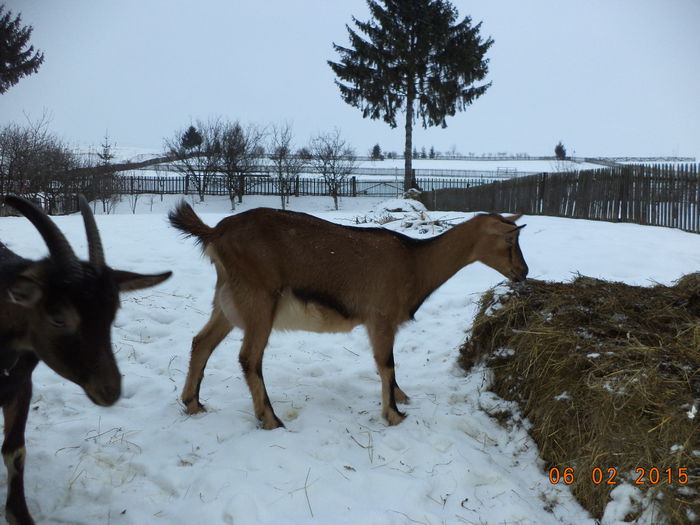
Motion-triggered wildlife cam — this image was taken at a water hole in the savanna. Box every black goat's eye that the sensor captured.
[49,315,66,328]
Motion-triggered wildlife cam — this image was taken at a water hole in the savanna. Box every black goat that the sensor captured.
[0,195,171,525]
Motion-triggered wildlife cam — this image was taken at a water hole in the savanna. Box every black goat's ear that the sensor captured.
[7,275,43,307]
[113,270,172,292]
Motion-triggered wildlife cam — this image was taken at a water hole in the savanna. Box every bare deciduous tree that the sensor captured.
[268,123,306,210]
[308,128,357,210]
[220,121,266,210]
[125,176,140,214]
[0,116,84,214]
[165,119,223,202]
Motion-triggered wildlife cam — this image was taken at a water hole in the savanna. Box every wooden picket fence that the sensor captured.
[5,165,697,233]
[420,164,700,233]
[90,174,489,199]
[0,174,490,215]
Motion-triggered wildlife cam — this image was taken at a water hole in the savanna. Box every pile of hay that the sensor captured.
[460,274,699,523]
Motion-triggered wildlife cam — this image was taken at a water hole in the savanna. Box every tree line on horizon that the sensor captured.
[0,0,569,217]
[0,110,574,214]
[2,0,497,195]
[0,116,359,213]
[0,0,582,215]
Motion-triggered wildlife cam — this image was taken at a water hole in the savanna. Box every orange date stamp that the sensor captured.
[548,467,689,485]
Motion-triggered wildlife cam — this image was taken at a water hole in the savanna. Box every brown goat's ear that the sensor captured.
[113,270,172,292]
[7,275,43,307]
[503,213,523,223]
[507,224,527,234]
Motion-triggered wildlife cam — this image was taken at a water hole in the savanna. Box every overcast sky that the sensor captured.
[2,0,699,159]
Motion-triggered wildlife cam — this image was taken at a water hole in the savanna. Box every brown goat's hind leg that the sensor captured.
[182,307,232,414]
[3,381,34,525]
[393,383,409,404]
[239,314,283,430]
[368,324,406,426]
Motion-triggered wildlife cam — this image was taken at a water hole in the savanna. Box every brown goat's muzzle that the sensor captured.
[510,264,529,282]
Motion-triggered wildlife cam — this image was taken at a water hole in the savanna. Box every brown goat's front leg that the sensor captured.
[2,380,34,525]
[239,319,283,430]
[182,307,232,414]
[368,324,406,426]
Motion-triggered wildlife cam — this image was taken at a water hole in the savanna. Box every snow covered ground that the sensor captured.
[104,146,601,174]
[1,194,698,525]
[356,158,602,173]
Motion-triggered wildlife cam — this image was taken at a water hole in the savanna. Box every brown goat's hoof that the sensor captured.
[261,414,285,430]
[183,400,206,415]
[384,409,407,426]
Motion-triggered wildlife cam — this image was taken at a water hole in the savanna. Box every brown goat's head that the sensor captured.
[5,195,171,406]
[472,213,529,282]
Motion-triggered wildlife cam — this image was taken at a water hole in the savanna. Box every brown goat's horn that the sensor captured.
[4,195,77,266]
[78,195,105,267]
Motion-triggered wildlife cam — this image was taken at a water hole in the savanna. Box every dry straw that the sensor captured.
[460,273,699,523]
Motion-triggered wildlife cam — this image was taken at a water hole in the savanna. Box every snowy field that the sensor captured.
[355,158,603,173]
[1,194,698,525]
[104,146,603,174]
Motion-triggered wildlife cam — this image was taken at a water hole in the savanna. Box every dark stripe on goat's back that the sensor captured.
[251,208,436,249]
[292,287,353,319]
[342,224,436,248]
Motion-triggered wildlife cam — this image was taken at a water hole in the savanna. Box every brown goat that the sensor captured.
[169,203,528,429]
[1,195,171,525]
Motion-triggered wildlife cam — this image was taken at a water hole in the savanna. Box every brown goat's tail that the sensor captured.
[168,201,213,248]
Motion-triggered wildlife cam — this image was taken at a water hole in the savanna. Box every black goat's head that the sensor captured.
[4,195,171,406]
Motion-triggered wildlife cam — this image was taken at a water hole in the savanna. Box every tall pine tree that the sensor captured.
[329,0,493,192]
[0,5,44,94]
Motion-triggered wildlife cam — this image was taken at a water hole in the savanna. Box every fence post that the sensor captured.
[538,173,546,215]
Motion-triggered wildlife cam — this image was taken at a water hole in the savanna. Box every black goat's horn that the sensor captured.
[4,195,77,267]
[78,195,105,267]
